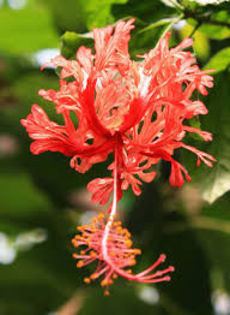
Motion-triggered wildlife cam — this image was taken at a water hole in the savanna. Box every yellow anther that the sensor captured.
[123,229,129,235]
[114,221,121,226]
[84,277,91,284]
[73,212,142,290]
[90,251,97,257]
[90,273,98,280]
[77,225,87,231]
[71,239,78,246]
[76,260,84,268]
[125,240,132,247]
[104,289,110,296]
[101,279,108,287]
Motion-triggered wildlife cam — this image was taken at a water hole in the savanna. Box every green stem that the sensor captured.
[158,13,184,42]
[189,21,202,38]
[185,11,230,29]
[167,0,184,11]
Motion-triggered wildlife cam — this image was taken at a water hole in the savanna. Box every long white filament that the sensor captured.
[101,147,173,282]
[101,148,118,261]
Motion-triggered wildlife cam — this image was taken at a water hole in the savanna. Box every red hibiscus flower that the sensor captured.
[21,19,215,293]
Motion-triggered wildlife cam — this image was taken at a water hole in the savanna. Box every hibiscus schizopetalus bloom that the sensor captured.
[21,18,215,293]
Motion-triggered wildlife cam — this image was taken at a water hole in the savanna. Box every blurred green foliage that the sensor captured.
[0,0,230,314]
[0,4,59,54]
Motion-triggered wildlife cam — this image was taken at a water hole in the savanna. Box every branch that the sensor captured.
[185,11,230,29]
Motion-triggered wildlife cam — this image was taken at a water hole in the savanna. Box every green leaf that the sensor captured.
[112,0,176,25]
[202,191,230,222]
[129,18,177,57]
[183,72,230,203]
[179,23,210,62]
[42,0,177,35]
[200,73,230,203]
[204,47,230,72]
[79,0,127,29]
[190,10,230,40]
[60,17,181,61]
[61,31,94,60]
[199,24,230,40]
[41,0,128,32]
[0,6,59,54]
[40,0,89,33]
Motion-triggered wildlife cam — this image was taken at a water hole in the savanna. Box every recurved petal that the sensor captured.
[87,178,114,205]
[21,105,76,156]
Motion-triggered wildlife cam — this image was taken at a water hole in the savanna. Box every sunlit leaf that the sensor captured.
[180,23,210,61]
[199,23,230,40]
[79,0,127,29]
[40,0,88,33]
[188,10,230,40]
[204,47,230,72]
[0,7,59,54]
